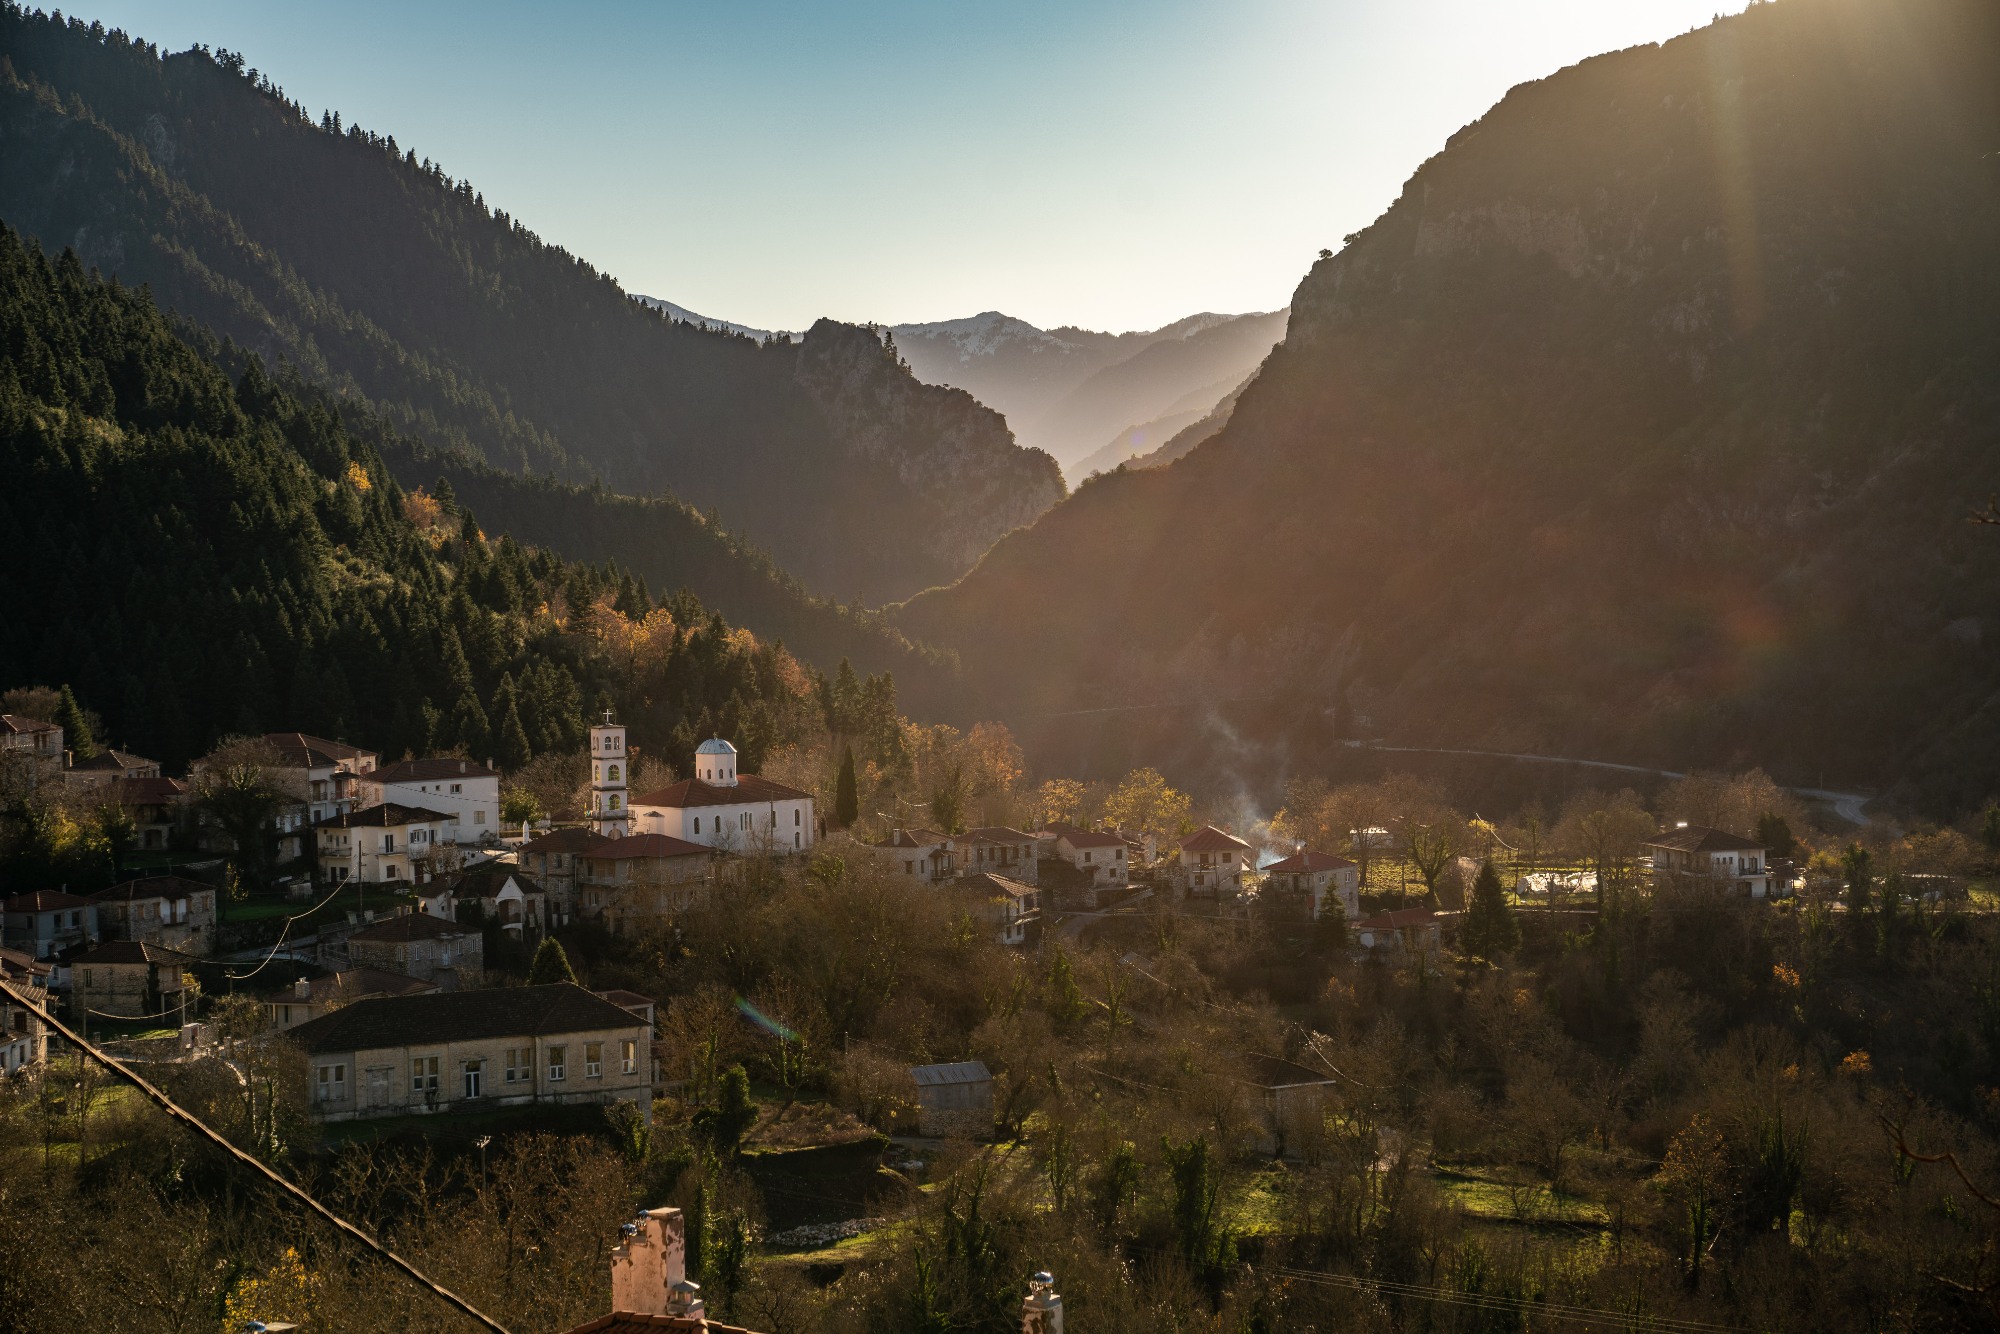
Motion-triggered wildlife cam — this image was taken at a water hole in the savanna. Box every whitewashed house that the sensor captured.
[258,732,377,862]
[366,758,501,846]
[871,827,956,883]
[1178,826,1251,896]
[316,803,451,885]
[629,738,815,855]
[1645,825,1774,897]
[1051,827,1127,887]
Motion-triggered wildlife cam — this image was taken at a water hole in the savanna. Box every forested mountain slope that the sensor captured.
[900,0,2000,813]
[0,224,883,772]
[0,6,1062,603]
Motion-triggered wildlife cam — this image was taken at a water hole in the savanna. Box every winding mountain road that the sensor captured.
[1345,741,1873,826]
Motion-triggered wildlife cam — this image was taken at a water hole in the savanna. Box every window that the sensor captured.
[586,1042,603,1078]
[740,812,752,830]
[905,860,915,874]
[607,766,619,782]
[474,810,486,825]
[386,865,400,880]
[411,1056,440,1099]
[503,1048,522,1082]
[610,795,621,810]
[795,809,801,826]
[279,1004,292,1025]
[451,782,463,794]
[695,817,704,834]
[463,1060,483,1099]
[384,833,396,852]
[548,1046,567,1081]
[316,1063,346,1101]
[82,970,92,987]
[622,1040,638,1075]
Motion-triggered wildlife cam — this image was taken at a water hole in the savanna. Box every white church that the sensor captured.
[587,722,816,855]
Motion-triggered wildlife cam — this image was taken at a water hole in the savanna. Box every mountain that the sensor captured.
[892,309,1284,476]
[1068,367,1255,478]
[0,224,858,773]
[630,295,792,343]
[898,0,2000,815]
[0,8,1062,604]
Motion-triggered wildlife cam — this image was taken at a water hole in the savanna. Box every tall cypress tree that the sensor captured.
[835,744,859,828]
[54,684,96,758]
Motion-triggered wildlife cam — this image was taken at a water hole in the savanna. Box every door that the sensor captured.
[463,1060,483,1100]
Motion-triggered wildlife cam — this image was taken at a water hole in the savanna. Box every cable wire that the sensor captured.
[0,976,512,1334]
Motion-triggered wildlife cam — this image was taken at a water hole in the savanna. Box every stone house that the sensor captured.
[315,803,452,885]
[1050,827,1128,888]
[342,910,483,986]
[517,826,607,925]
[1355,908,1443,958]
[910,1060,994,1139]
[446,867,548,938]
[871,827,956,883]
[1261,849,1361,921]
[0,714,63,774]
[952,827,1039,885]
[1240,1053,1342,1157]
[948,871,1040,947]
[2,889,99,959]
[287,982,653,1123]
[1178,826,1252,897]
[89,875,218,954]
[70,939,199,1026]
[1,947,52,1074]
[261,965,438,1031]
[104,775,189,851]
[579,834,712,931]
[255,731,377,861]
[365,757,502,847]
[63,747,161,790]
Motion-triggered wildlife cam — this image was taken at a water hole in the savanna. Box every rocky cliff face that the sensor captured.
[793,320,1065,579]
[900,0,2000,812]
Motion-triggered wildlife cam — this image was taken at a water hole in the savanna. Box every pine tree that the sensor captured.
[54,684,96,759]
[835,744,859,828]
[493,672,531,772]
[528,937,578,985]
[1460,859,1519,961]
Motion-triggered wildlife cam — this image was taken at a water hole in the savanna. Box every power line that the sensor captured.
[0,977,512,1334]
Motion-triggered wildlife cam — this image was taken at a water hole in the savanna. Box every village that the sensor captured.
[3,694,1979,1333]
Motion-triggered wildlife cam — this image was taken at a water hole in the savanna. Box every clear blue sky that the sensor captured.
[78,0,1744,332]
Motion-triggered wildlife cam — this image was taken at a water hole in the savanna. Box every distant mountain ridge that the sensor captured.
[893,308,1285,476]
[899,0,2000,814]
[631,294,794,343]
[0,7,1062,605]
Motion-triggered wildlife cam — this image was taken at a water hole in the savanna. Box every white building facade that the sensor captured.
[629,738,815,855]
[367,758,501,845]
[588,717,632,837]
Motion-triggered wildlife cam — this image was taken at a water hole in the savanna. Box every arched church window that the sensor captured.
[609,765,621,782]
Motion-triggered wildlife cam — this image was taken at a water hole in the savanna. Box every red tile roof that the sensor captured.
[374,757,500,784]
[1264,850,1356,874]
[588,834,710,860]
[0,714,58,736]
[1058,829,1126,849]
[1179,826,1250,853]
[957,826,1036,845]
[66,748,158,772]
[631,774,812,809]
[874,827,949,849]
[107,776,187,805]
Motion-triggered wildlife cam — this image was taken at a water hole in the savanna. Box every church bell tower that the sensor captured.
[588,711,630,837]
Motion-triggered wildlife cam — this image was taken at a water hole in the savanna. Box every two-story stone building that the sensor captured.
[89,875,218,954]
[69,939,199,1026]
[952,827,1039,885]
[342,910,483,986]
[1178,826,1252,897]
[1645,825,1774,898]
[870,827,956,883]
[2,889,98,959]
[316,803,452,885]
[287,982,653,1123]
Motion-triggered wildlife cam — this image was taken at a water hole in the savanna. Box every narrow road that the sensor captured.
[1344,741,1873,825]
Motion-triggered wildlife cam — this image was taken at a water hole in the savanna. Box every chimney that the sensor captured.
[293,978,310,1000]
[609,1207,691,1316]
[1022,1271,1063,1334]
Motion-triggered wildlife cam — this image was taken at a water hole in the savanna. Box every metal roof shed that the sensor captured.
[909,1061,994,1139]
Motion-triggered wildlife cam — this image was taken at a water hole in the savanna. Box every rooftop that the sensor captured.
[71,939,201,966]
[950,871,1036,900]
[910,1059,993,1087]
[263,731,374,769]
[631,774,812,809]
[316,802,452,830]
[67,748,157,772]
[374,757,500,784]
[348,912,472,943]
[1264,849,1357,874]
[521,827,614,856]
[3,889,96,913]
[264,966,437,1005]
[1057,828,1126,849]
[445,868,544,900]
[286,982,649,1054]
[586,834,711,860]
[90,875,213,905]
[1647,825,1767,854]
[1180,826,1251,853]
[0,714,58,736]
[874,827,950,849]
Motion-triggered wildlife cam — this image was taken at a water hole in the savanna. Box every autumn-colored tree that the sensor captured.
[1101,767,1193,839]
